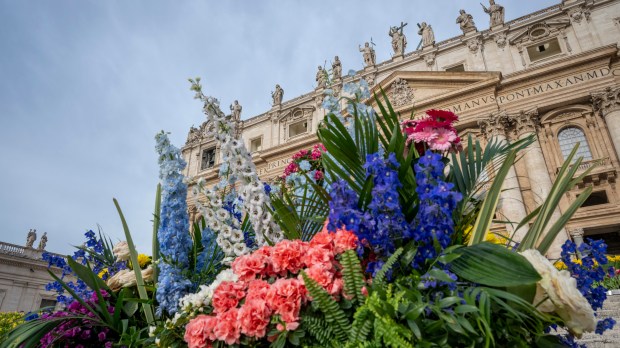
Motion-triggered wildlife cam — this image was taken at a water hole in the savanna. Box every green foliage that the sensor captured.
[301,271,351,342]
[450,242,541,287]
[341,249,366,305]
[269,177,330,241]
[517,144,595,254]
[0,313,23,342]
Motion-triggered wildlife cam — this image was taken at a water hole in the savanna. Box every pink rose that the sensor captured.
[213,309,241,345]
[184,315,216,348]
[212,281,246,313]
[232,254,269,282]
[271,240,307,275]
[239,299,272,338]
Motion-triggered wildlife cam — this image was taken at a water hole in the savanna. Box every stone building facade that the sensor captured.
[182,0,620,256]
[0,241,63,313]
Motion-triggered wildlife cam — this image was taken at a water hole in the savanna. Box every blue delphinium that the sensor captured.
[155,131,194,316]
[328,152,411,274]
[411,152,462,269]
[560,239,616,334]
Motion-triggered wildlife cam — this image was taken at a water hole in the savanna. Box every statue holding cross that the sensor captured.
[389,22,408,57]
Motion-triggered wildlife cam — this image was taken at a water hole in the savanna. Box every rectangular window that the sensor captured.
[289,120,308,138]
[527,38,562,62]
[40,298,56,309]
[445,64,465,72]
[580,191,609,207]
[250,137,262,152]
[200,148,216,170]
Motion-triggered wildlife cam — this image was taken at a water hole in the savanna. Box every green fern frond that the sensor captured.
[300,271,351,342]
[349,306,374,344]
[341,250,366,305]
[301,315,335,346]
[372,248,403,289]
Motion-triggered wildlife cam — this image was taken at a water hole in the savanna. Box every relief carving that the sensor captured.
[466,37,482,54]
[390,78,414,108]
[592,87,620,116]
[494,32,508,49]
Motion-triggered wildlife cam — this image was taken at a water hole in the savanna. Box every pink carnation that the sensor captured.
[213,309,241,345]
[239,299,271,338]
[303,264,335,290]
[314,170,324,181]
[266,278,306,328]
[309,229,334,252]
[245,279,271,302]
[212,281,246,313]
[271,240,307,275]
[333,229,358,254]
[184,315,216,348]
[292,149,309,160]
[302,245,335,269]
[232,254,269,282]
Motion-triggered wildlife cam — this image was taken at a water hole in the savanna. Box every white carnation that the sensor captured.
[520,249,596,337]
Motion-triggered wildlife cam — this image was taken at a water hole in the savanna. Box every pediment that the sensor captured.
[372,71,501,112]
[508,20,570,45]
[278,105,315,122]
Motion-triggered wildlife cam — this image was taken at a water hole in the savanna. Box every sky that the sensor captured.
[0,0,559,255]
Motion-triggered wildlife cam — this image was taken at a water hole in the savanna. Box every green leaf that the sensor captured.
[450,242,541,287]
[152,183,161,283]
[113,198,155,325]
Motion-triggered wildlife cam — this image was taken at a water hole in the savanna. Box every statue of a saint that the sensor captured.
[418,22,435,47]
[482,0,505,27]
[38,232,48,250]
[26,229,37,248]
[358,42,376,67]
[332,56,342,80]
[456,9,477,33]
[230,100,242,122]
[315,66,327,88]
[389,22,408,56]
[271,84,284,106]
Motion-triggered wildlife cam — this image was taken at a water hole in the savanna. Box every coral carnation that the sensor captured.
[212,281,246,313]
[239,299,271,338]
[213,309,241,345]
[184,315,216,348]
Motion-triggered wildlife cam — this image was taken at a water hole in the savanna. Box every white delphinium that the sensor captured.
[188,78,283,258]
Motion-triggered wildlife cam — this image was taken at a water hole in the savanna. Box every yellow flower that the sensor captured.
[554,261,567,270]
[485,231,509,245]
[98,268,109,279]
[138,254,151,268]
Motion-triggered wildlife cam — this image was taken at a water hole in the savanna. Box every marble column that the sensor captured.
[512,110,568,258]
[478,112,529,242]
[592,87,620,160]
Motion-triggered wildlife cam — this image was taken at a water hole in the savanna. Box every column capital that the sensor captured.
[478,111,512,139]
[591,86,620,116]
[509,109,540,137]
[568,227,584,238]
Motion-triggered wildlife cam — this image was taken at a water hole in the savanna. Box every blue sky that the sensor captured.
[0,0,558,255]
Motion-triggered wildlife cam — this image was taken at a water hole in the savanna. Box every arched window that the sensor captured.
[558,127,593,161]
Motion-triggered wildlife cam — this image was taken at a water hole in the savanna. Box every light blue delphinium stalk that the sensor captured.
[155,131,194,316]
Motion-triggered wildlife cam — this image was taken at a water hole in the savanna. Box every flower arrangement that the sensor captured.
[3,77,617,348]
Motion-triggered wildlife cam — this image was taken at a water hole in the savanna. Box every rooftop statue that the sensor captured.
[38,232,48,250]
[315,66,327,88]
[418,22,435,47]
[389,22,408,56]
[456,9,477,34]
[271,84,283,106]
[230,100,242,122]
[26,229,36,248]
[332,56,342,80]
[358,42,376,67]
[482,0,505,27]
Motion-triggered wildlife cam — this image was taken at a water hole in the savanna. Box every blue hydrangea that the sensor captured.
[411,152,462,269]
[299,160,311,171]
